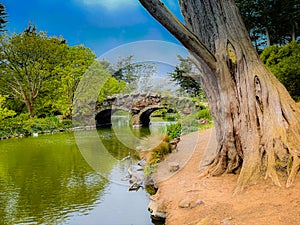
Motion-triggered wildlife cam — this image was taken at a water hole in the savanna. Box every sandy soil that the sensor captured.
[151,128,300,225]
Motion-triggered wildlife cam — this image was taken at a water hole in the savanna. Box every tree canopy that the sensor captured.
[169,55,204,98]
[0,3,7,33]
[0,25,96,118]
[236,0,300,50]
[0,94,15,121]
[260,41,300,101]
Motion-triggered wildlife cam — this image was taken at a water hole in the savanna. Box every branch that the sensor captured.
[138,0,216,71]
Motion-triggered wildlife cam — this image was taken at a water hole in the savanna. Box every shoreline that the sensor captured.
[0,125,96,140]
[148,128,300,225]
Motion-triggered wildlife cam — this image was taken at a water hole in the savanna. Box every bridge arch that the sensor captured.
[95,107,131,128]
[136,106,179,127]
[94,93,197,128]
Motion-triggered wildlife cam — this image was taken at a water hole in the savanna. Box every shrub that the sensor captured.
[197,108,212,120]
[166,122,182,139]
[260,41,300,101]
[0,114,73,138]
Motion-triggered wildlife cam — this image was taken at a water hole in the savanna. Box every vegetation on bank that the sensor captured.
[142,103,214,179]
[0,114,72,138]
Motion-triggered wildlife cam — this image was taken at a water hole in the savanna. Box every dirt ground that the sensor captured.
[151,128,300,225]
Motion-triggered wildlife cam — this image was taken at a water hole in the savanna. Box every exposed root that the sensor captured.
[226,154,241,173]
[197,168,210,179]
[286,155,300,188]
[208,148,227,176]
[264,150,281,187]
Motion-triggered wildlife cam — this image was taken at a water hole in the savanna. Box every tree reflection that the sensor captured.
[0,133,107,225]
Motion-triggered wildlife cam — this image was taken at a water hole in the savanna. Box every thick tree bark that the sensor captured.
[139,0,300,188]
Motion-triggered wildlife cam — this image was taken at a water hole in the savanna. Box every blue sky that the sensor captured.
[2,0,186,57]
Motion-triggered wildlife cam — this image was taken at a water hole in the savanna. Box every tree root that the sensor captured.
[264,149,281,187]
[198,135,300,191]
[286,155,300,188]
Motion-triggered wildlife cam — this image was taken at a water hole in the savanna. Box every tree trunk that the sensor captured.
[265,28,271,47]
[21,90,34,118]
[292,23,296,41]
[139,0,300,189]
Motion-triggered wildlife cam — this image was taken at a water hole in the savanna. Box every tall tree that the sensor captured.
[169,55,203,98]
[109,55,156,91]
[0,25,66,117]
[39,44,96,118]
[139,0,300,189]
[236,0,300,50]
[0,3,7,33]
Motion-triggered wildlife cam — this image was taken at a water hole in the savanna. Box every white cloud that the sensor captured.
[80,0,138,11]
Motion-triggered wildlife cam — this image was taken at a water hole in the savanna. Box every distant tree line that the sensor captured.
[236,0,300,51]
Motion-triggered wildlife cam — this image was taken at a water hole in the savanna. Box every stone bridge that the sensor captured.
[94,93,197,127]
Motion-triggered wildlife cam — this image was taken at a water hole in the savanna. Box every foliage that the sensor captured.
[0,3,7,32]
[197,108,212,121]
[143,163,158,178]
[44,45,96,118]
[102,55,157,91]
[141,136,171,177]
[236,0,300,50]
[146,136,171,164]
[97,77,129,102]
[151,108,179,121]
[0,94,16,120]
[169,55,204,98]
[260,41,300,101]
[0,25,96,118]
[0,25,67,117]
[166,122,182,140]
[0,113,72,138]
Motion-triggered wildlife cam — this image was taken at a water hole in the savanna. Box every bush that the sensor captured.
[166,122,182,139]
[0,114,73,138]
[197,108,212,120]
[260,41,300,101]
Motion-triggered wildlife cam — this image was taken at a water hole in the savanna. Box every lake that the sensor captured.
[0,116,169,225]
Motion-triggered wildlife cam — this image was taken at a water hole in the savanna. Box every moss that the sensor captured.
[145,184,158,195]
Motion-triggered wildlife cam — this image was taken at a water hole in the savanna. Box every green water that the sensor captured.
[0,118,169,225]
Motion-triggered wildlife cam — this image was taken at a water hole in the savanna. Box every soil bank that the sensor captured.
[150,128,300,225]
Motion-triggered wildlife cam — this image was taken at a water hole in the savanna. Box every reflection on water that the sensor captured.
[0,117,169,225]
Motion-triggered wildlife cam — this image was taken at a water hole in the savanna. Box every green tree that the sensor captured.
[0,25,66,117]
[0,94,15,120]
[37,44,96,118]
[260,41,300,101]
[110,55,156,91]
[236,0,300,50]
[169,55,203,98]
[97,77,129,102]
[0,3,7,33]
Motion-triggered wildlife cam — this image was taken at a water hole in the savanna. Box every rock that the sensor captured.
[178,196,204,209]
[168,162,180,172]
[199,118,210,124]
[170,137,180,151]
[220,217,234,225]
[148,196,167,221]
[170,141,178,151]
[178,198,190,208]
[137,159,146,166]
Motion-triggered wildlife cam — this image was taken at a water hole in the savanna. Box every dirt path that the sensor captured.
[151,128,300,225]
